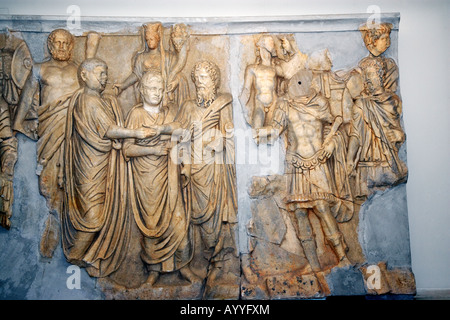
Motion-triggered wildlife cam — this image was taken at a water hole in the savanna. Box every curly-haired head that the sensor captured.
[359,23,392,56]
[47,29,74,61]
[140,68,164,88]
[191,60,221,89]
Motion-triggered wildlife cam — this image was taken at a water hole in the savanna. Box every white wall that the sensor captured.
[2,0,449,291]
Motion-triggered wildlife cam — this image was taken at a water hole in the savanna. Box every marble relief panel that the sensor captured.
[0,14,415,300]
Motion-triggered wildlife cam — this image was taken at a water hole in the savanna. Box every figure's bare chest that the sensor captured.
[287,108,323,146]
[41,64,78,90]
[254,66,276,86]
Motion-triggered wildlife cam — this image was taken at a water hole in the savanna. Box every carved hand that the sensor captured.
[281,37,292,54]
[252,129,260,145]
[112,139,122,150]
[112,83,123,96]
[253,127,277,145]
[23,120,39,140]
[167,74,179,93]
[323,140,335,158]
[139,125,161,139]
[57,174,64,189]
[386,129,404,145]
[153,144,170,156]
[346,161,356,177]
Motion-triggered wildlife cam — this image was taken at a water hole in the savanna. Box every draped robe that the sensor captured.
[175,94,237,260]
[349,90,407,196]
[62,89,130,277]
[125,105,192,272]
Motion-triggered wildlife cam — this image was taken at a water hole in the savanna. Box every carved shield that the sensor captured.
[11,41,32,89]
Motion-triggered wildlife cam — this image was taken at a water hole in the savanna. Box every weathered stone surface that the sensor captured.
[0,13,414,300]
[360,261,416,296]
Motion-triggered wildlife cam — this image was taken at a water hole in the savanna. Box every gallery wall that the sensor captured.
[1,0,449,292]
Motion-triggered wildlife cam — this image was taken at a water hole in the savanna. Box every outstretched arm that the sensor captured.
[123,140,170,158]
[144,121,183,138]
[113,73,139,96]
[275,38,308,79]
[167,41,189,93]
[105,124,156,140]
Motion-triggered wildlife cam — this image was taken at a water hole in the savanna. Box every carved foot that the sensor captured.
[145,271,160,286]
[180,266,202,285]
[315,271,331,296]
[0,214,11,230]
[40,214,60,258]
[241,254,258,283]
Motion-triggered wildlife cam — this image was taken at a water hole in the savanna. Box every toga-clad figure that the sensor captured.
[62,58,154,277]
[123,69,200,286]
[175,60,239,291]
[346,57,406,197]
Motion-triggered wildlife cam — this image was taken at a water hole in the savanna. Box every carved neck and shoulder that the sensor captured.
[145,47,161,55]
[83,86,102,98]
[143,103,161,114]
[39,58,79,105]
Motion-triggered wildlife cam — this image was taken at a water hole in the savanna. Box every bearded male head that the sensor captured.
[191,60,220,108]
[47,29,75,61]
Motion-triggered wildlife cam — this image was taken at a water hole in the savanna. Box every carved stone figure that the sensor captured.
[12,29,102,257]
[123,69,200,286]
[243,174,335,298]
[175,60,239,298]
[332,22,406,199]
[240,35,307,131]
[359,22,398,93]
[240,35,278,129]
[255,69,354,293]
[12,29,78,256]
[346,57,407,197]
[0,31,31,229]
[114,22,190,111]
[0,16,414,300]
[344,23,399,115]
[62,58,155,277]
